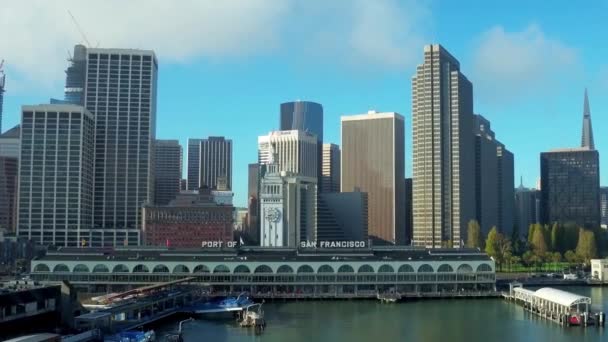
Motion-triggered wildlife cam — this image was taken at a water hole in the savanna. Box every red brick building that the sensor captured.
[142,189,233,248]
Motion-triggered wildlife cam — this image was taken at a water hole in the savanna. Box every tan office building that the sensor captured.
[341,111,405,245]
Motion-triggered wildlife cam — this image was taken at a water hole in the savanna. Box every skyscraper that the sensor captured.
[154,140,182,205]
[497,144,514,235]
[581,88,595,150]
[321,143,340,193]
[412,44,476,248]
[280,101,323,142]
[187,138,202,190]
[200,137,232,190]
[81,47,158,246]
[64,44,87,105]
[0,125,20,233]
[17,105,94,246]
[341,111,405,245]
[601,187,608,229]
[258,130,318,178]
[541,148,600,228]
[515,180,541,236]
[246,163,260,244]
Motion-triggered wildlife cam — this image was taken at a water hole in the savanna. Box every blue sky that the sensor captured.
[1,0,607,207]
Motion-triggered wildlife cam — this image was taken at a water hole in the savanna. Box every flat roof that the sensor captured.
[534,287,591,307]
[35,247,492,263]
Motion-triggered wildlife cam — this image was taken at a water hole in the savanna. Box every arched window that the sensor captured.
[476,264,493,272]
[92,264,109,273]
[33,264,50,272]
[318,265,334,273]
[133,264,150,273]
[153,265,170,273]
[357,264,374,273]
[437,264,454,273]
[398,265,415,273]
[254,265,273,273]
[297,265,314,273]
[338,265,355,273]
[73,264,90,273]
[173,265,190,273]
[378,265,395,273]
[213,265,230,273]
[277,265,294,273]
[193,265,210,273]
[457,264,473,273]
[234,265,251,273]
[53,264,69,272]
[112,264,129,273]
[417,264,434,273]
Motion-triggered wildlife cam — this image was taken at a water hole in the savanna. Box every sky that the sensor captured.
[1,0,607,207]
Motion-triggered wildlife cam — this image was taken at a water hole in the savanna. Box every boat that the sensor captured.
[377,292,401,303]
[239,303,266,334]
[104,329,156,342]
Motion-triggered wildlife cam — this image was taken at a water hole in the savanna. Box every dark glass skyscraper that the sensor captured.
[154,140,182,205]
[64,45,87,105]
[0,65,5,133]
[187,138,202,190]
[200,137,232,190]
[82,47,158,246]
[280,101,323,142]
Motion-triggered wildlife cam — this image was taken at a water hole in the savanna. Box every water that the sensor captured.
[156,287,608,342]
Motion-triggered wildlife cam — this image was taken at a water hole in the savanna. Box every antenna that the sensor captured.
[68,10,92,47]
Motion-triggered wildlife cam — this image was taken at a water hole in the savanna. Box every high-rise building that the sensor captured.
[600,187,608,229]
[321,143,340,193]
[154,140,182,205]
[258,130,318,178]
[64,44,87,105]
[246,163,260,244]
[581,88,595,150]
[180,179,187,191]
[316,192,368,242]
[404,178,413,244]
[280,101,323,142]
[200,137,232,190]
[515,179,541,236]
[0,62,5,134]
[187,138,202,190]
[259,162,317,247]
[412,44,476,248]
[541,148,600,228]
[473,115,514,236]
[79,47,157,246]
[17,105,94,246]
[0,126,20,233]
[341,111,405,245]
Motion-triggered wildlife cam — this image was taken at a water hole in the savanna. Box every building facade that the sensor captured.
[81,47,158,246]
[17,105,94,247]
[321,143,340,193]
[200,137,232,190]
[142,190,233,248]
[541,148,600,228]
[246,163,260,244]
[187,138,202,190]
[497,144,514,235]
[341,111,405,245]
[404,178,413,245]
[154,140,182,205]
[316,192,368,242]
[63,44,87,105]
[259,163,317,247]
[0,63,5,133]
[412,44,476,248]
[280,101,323,142]
[515,182,541,236]
[601,187,608,229]
[581,88,594,150]
[258,130,318,179]
[0,126,20,232]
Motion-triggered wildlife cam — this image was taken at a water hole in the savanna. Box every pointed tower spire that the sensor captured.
[581,88,595,150]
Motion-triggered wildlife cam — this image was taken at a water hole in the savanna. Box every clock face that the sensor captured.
[266,207,281,223]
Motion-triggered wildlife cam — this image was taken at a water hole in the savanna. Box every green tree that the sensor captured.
[509,255,521,272]
[527,224,537,245]
[564,250,578,264]
[531,225,548,255]
[466,220,483,249]
[522,250,534,267]
[563,223,579,251]
[485,226,499,257]
[576,229,598,263]
[550,223,562,252]
[550,252,562,271]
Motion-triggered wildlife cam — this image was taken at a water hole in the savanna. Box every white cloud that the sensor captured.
[0,0,430,93]
[471,24,577,102]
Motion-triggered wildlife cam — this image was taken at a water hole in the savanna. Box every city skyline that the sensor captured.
[1,1,607,207]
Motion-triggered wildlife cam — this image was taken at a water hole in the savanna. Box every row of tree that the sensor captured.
[466,220,603,271]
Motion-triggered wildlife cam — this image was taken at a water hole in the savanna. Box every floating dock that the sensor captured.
[503,282,605,327]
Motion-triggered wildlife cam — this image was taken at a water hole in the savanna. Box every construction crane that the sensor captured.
[68,10,92,47]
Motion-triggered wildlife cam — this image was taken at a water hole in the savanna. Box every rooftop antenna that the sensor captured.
[68,10,92,47]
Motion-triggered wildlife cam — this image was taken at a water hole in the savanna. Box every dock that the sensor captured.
[502,282,606,327]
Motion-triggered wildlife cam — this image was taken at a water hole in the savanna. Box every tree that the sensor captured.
[564,250,578,264]
[563,223,580,252]
[550,223,562,252]
[550,252,562,271]
[576,229,598,263]
[485,227,499,258]
[522,250,534,267]
[466,220,483,249]
[509,255,521,272]
[527,224,537,245]
[531,225,548,255]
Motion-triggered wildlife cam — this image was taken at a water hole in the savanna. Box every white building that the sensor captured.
[591,259,608,283]
[258,130,318,179]
[260,162,317,247]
